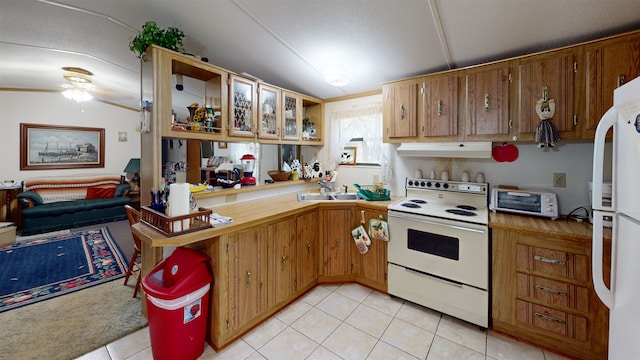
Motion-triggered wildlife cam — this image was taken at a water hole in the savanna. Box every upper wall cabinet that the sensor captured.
[584,32,640,138]
[301,95,323,145]
[229,74,258,138]
[518,49,579,141]
[257,83,281,140]
[382,78,419,141]
[282,91,302,141]
[464,63,514,142]
[422,75,459,141]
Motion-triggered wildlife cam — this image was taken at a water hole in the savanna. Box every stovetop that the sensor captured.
[387,178,489,225]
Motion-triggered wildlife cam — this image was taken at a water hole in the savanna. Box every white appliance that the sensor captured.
[387,178,489,327]
[592,75,640,359]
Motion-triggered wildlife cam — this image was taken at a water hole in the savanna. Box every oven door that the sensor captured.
[387,210,488,289]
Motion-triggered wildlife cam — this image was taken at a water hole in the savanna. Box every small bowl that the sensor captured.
[268,170,292,182]
[217,179,239,188]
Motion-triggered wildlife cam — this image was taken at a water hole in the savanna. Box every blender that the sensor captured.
[240,154,257,186]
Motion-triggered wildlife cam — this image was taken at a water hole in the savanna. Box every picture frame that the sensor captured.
[217,141,227,149]
[340,146,357,165]
[20,123,105,170]
[278,144,300,170]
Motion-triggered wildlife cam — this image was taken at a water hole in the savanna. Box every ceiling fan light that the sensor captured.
[63,88,93,103]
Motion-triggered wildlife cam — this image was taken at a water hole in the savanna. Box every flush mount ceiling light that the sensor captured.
[61,67,94,103]
[324,66,349,87]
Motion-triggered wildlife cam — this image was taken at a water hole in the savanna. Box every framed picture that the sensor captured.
[20,123,105,170]
[278,144,300,170]
[118,132,128,142]
[217,141,227,149]
[340,146,357,165]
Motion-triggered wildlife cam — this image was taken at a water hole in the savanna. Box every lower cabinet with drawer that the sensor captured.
[492,228,609,360]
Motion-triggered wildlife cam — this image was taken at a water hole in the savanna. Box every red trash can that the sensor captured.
[142,247,212,360]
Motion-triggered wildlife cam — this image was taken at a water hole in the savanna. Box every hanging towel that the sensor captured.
[535,119,561,148]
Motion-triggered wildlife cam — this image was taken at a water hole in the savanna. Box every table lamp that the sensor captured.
[123,158,140,192]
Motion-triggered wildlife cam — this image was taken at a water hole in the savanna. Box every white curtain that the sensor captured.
[328,101,389,177]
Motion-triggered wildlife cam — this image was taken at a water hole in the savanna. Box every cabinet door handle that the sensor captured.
[336,236,340,249]
[484,93,490,111]
[437,100,443,116]
[246,269,251,288]
[534,312,566,324]
[400,104,405,120]
[573,115,578,126]
[508,119,513,129]
[617,74,626,87]
[535,285,567,296]
[534,255,566,265]
[281,254,287,270]
[307,242,311,255]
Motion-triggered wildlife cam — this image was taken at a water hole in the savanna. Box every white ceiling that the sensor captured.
[2,0,640,110]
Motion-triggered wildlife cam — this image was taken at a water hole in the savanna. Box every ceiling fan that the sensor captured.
[60,67,95,103]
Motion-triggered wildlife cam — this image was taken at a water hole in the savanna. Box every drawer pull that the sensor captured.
[534,312,566,324]
[534,255,566,265]
[535,285,567,296]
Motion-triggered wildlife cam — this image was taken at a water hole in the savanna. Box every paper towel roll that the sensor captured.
[169,183,191,231]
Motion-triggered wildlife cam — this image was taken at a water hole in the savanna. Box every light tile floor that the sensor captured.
[77,283,571,360]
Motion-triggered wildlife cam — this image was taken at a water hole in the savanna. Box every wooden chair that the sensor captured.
[123,204,142,298]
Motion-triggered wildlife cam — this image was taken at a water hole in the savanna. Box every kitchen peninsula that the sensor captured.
[132,194,398,350]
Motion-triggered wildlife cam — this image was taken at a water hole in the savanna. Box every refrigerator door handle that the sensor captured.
[592,210,615,309]
[592,107,618,211]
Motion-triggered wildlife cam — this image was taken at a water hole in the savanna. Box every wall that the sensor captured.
[320,94,605,215]
[0,91,140,181]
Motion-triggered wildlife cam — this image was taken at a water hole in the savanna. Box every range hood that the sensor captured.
[396,142,492,158]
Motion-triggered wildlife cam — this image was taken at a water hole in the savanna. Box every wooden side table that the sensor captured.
[0,185,22,229]
[129,191,140,211]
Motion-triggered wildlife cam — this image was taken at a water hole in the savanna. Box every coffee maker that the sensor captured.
[240,154,256,186]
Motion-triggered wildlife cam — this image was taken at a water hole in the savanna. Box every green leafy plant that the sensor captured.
[129,21,185,59]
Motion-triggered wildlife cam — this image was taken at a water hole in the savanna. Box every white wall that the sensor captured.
[0,91,140,181]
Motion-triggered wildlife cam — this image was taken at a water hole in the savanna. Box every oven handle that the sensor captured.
[403,267,464,288]
[388,212,487,234]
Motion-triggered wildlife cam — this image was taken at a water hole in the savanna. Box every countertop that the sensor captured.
[489,211,609,240]
[132,193,401,247]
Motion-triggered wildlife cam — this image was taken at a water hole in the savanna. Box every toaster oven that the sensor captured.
[490,188,559,220]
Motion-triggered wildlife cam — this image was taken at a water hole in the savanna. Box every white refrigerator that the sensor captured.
[592,75,640,359]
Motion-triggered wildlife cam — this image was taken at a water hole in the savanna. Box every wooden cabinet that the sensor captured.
[229,74,257,137]
[517,50,579,141]
[320,208,354,279]
[353,208,387,292]
[296,210,319,291]
[422,75,459,140]
[492,228,609,360]
[383,79,419,141]
[257,83,281,140]
[0,187,22,229]
[282,91,301,141]
[223,226,267,338]
[584,33,640,138]
[267,217,296,308]
[464,63,514,141]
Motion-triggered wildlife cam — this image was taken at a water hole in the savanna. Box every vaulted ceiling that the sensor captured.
[2,0,640,110]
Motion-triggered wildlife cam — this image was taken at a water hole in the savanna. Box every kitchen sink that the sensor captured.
[297,192,360,201]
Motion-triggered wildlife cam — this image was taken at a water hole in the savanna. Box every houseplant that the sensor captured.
[129,21,185,59]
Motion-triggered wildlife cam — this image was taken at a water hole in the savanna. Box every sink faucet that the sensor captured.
[343,184,348,193]
[318,181,334,192]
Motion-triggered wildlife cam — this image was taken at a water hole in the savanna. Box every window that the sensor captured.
[328,101,384,168]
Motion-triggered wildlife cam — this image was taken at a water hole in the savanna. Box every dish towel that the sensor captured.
[351,225,371,254]
[210,213,233,227]
[535,119,560,148]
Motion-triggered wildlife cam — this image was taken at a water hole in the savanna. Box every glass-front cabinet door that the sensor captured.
[229,74,257,137]
[282,91,301,141]
[258,84,281,139]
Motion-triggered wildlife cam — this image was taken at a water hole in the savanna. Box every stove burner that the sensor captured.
[456,205,477,211]
[446,209,477,216]
[401,202,422,209]
[409,199,427,204]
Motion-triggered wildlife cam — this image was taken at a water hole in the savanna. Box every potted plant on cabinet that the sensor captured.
[129,21,185,59]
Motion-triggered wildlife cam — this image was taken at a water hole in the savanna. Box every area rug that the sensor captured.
[0,227,128,313]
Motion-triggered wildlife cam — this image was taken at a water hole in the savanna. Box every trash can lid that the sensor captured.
[162,247,210,287]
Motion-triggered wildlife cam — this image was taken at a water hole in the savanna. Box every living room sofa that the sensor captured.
[18,175,131,235]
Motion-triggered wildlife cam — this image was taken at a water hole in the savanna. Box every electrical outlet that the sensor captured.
[553,173,566,187]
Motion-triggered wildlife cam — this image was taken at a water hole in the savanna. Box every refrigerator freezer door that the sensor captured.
[607,214,640,359]
[612,105,640,222]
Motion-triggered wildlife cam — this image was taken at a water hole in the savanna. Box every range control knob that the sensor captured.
[420,181,426,187]
[443,183,449,189]
[408,180,414,186]
[426,181,432,187]
[435,182,441,188]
